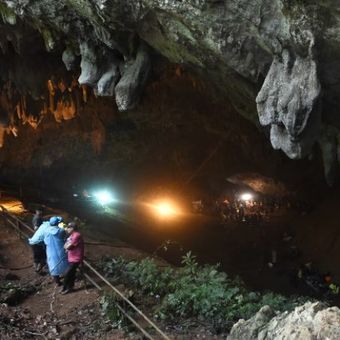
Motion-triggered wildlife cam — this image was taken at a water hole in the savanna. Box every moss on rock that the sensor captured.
[0,3,16,25]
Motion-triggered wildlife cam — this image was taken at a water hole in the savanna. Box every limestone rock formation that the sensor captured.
[228,302,340,340]
[115,43,151,111]
[0,0,340,181]
[256,45,321,160]
[78,41,102,88]
[62,48,78,71]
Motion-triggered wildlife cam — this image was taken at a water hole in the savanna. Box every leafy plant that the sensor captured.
[181,251,198,275]
[124,258,174,296]
[100,252,309,332]
[100,294,128,329]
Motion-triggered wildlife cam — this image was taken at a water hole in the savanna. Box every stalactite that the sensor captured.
[9,125,17,137]
[0,74,91,146]
[0,126,6,147]
[53,95,77,122]
[47,79,55,112]
[15,103,20,119]
[82,84,88,103]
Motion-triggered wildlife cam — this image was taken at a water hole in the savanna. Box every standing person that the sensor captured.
[28,219,49,272]
[32,209,43,230]
[44,216,69,286]
[61,222,84,294]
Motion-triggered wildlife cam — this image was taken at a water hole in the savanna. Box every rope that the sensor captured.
[84,241,132,248]
[84,260,171,340]
[50,285,57,313]
[0,264,33,270]
[184,138,224,185]
[114,302,154,340]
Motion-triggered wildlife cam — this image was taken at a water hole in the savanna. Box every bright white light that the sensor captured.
[93,190,115,205]
[240,193,252,201]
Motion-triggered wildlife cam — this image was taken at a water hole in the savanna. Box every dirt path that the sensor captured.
[0,197,232,339]
[0,200,138,339]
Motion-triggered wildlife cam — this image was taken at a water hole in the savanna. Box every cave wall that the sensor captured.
[0,0,338,186]
[0,62,324,199]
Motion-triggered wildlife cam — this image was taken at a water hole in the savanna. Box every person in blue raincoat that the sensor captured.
[44,216,69,285]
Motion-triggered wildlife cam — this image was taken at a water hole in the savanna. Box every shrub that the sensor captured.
[100,252,308,331]
[100,294,128,329]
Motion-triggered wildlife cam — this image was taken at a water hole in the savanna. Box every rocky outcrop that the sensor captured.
[256,45,321,160]
[115,43,150,111]
[0,0,340,181]
[228,302,340,340]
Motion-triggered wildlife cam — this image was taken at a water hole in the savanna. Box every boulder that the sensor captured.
[228,302,340,340]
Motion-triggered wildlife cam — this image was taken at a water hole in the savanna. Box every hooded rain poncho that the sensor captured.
[44,226,69,276]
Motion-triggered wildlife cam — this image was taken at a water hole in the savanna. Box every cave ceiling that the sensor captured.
[0,0,339,185]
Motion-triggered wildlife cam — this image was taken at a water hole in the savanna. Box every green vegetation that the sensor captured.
[99,294,128,330]
[66,0,104,25]
[0,3,16,25]
[28,18,60,52]
[100,252,308,332]
[140,12,203,66]
[40,28,55,51]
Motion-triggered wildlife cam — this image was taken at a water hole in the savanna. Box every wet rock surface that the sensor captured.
[0,1,339,181]
[228,302,340,340]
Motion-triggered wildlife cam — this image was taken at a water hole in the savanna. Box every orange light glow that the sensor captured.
[147,200,182,219]
[156,202,177,217]
[0,198,25,214]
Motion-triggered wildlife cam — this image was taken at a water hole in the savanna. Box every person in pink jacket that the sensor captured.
[60,222,84,294]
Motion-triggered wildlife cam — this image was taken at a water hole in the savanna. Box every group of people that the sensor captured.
[192,193,313,226]
[192,197,271,224]
[217,199,264,224]
[293,262,340,298]
[28,209,84,294]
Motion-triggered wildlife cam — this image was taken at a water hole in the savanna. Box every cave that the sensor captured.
[1,1,340,339]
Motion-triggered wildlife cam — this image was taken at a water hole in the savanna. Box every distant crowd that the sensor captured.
[192,194,313,225]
